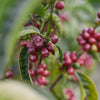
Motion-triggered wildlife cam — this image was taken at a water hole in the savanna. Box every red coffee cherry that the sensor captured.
[28,47,37,55]
[35,21,40,29]
[82,32,90,39]
[89,37,96,44]
[44,79,49,85]
[40,63,47,70]
[29,54,38,62]
[93,32,100,40]
[26,42,34,48]
[88,27,95,35]
[82,28,88,33]
[83,43,91,51]
[47,43,55,55]
[51,35,58,44]
[97,42,100,48]
[20,40,27,47]
[5,70,13,78]
[65,57,72,66]
[41,48,49,58]
[29,70,35,77]
[97,12,100,19]
[38,76,46,85]
[56,1,64,10]
[67,67,75,75]
[79,39,86,46]
[63,52,71,60]
[37,67,44,75]
[42,70,50,77]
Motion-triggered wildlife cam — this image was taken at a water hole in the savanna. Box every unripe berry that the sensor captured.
[51,35,58,44]
[29,54,38,62]
[20,40,27,47]
[47,43,55,55]
[41,48,49,58]
[5,70,12,78]
[29,70,35,77]
[88,27,95,35]
[91,44,98,52]
[83,43,91,51]
[67,67,75,75]
[89,37,96,44]
[40,63,47,70]
[94,18,100,25]
[56,1,64,10]
[97,12,100,19]
[42,70,50,77]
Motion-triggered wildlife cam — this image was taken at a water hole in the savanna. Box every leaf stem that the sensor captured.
[49,74,63,90]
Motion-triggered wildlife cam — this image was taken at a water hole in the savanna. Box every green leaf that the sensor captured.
[19,47,33,85]
[56,45,63,64]
[17,26,43,39]
[76,72,98,100]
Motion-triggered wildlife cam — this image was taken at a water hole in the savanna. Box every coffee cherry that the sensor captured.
[5,70,12,78]
[51,35,58,44]
[97,42,100,49]
[65,57,72,66]
[91,44,98,52]
[35,21,40,29]
[77,59,84,66]
[97,12,100,19]
[44,79,49,85]
[82,32,90,39]
[94,18,100,25]
[93,32,100,40]
[64,52,71,60]
[88,27,95,35]
[35,41,44,49]
[29,70,35,77]
[37,67,44,75]
[89,37,96,44]
[77,36,83,41]
[42,70,50,77]
[29,54,38,62]
[82,28,88,33]
[20,40,27,47]
[79,39,86,46]
[47,43,55,55]
[28,47,37,55]
[41,48,49,58]
[71,55,77,62]
[26,42,34,48]
[83,43,91,51]
[67,67,75,75]
[73,63,80,69]
[38,76,46,85]
[40,63,47,70]
[56,1,64,10]
[62,60,66,68]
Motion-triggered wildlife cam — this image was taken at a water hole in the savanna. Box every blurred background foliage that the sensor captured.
[0,0,100,100]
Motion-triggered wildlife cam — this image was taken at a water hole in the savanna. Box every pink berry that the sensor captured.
[20,40,27,47]
[88,27,95,35]
[40,63,47,70]
[29,54,38,62]
[37,67,44,75]
[82,32,90,39]
[47,43,55,55]
[89,37,96,44]
[5,70,12,78]
[41,48,49,58]
[56,1,64,10]
[29,70,35,77]
[97,12,100,19]
[38,76,46,85]
[67,67,75,75]
[42,70,50,77]
[65,57,72,66]
[51,35,58,44]
[83,43,91,51]
[28,47,37,55]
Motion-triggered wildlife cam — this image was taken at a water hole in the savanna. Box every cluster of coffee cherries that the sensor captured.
[20,34,58,86]
[29,63,49,86]
[60,51,80,75]
[20,34,58,62]
[77,27,100,52]
[64,88,75,100]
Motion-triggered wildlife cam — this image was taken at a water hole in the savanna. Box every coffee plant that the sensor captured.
[0,0,100,100]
